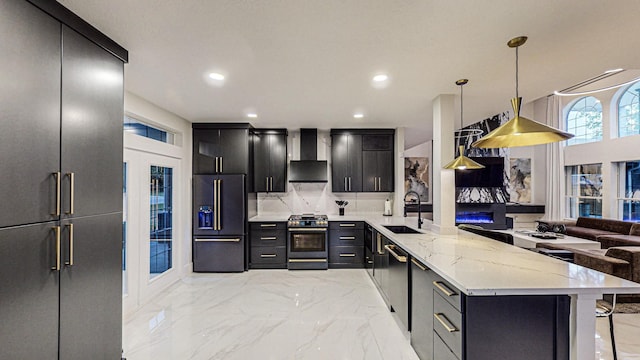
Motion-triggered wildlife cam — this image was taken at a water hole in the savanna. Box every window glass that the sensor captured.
[566,96,603,145]
[566,164,602,218]
[618,81,640,138]
[150,165,173,278]
[124,115,175,144]
[617,161,640,222]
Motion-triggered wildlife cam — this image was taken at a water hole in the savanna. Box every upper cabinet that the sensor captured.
[331,130,394,193]
[253,129,287,192]
[331,132,362,192]
[193,124,253,175]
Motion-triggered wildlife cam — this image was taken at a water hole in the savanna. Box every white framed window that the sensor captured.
[617,161,640,222]
[565,96,603,145]
[566,163,602,218]
[124,114,175,144]
[617,80,640,138]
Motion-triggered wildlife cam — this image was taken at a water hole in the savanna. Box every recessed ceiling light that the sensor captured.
[353,113,364,119]
[208,73,225,80]
[247,113,258,118]
[372,74,388,82]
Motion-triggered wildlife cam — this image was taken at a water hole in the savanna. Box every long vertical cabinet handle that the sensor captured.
[344,177,348,192]
[215,157,219,173]
[52,226,61,271]
[220,157,223,173]
[213,179,218,230]
[270,177,273,192]
[266,177,269,192]
[53,172,61,216]
[66,172,75,215]
[65,223,74,266]
[216,179,221,231]
[348,177,352,191]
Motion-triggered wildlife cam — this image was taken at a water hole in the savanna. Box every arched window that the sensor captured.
[565,96,602,145]
[617,80,640,137]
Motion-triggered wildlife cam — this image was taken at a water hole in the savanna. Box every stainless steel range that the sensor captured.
[287,214,329,270]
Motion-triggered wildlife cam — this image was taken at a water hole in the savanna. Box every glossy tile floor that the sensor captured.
[123,269,640,360]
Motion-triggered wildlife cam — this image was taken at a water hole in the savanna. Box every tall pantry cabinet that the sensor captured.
[0,1,128,359]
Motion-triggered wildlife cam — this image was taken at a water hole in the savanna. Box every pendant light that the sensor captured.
[471,36,574,148]
[443,79,485,170]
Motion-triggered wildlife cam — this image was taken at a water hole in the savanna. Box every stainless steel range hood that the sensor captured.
[289,129,328,183]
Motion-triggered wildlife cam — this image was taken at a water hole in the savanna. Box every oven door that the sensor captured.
[287,227,328,269]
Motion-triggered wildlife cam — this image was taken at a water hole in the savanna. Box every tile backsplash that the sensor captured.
[257,183,393,216]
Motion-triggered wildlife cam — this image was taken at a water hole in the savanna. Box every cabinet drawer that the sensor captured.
[250,222,286,231]
[432,273,462,311]
[329,246,364,264]
[250,230,286,247]
[433,293,462,359]
[250,246,286,265]
[434,331,460,360]
[329,221,364,230]
[329,230,364,246]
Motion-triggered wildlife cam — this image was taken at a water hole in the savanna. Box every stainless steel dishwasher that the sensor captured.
[386,241,410,331]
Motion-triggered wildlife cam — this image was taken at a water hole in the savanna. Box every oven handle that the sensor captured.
[288,228,328,232]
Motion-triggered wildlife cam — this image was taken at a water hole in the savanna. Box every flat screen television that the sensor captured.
[455,157,504,187]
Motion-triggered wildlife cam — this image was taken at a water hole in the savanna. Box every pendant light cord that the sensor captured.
[515,46,519,99]
[460,84,464,129]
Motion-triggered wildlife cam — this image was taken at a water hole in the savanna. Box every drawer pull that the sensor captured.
[433,281,456,297]
[434,313,459,333]
[339,223,356,227]
[384,244,407,263]
[339,253,356,257]
[339,236,356,240]
[260,254,277,258]
[411,258,427,271]
[195,238,241,242]
[260,224,277,228]
[260,236,277,240]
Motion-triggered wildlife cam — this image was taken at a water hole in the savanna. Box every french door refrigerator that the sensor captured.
[193,174,246,272]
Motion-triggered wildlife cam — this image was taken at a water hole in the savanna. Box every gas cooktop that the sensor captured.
[287,214,328,227]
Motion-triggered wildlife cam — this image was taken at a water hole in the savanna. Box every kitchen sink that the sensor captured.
[383,225,421,234]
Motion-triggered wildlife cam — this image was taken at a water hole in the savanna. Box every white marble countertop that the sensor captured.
[249,212,640,297]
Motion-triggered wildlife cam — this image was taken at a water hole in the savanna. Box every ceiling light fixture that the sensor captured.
[208,73,225,80]
[472,36,574,148]
[443,79,485,170]
[553,77,640,97]
[373,74,388,82]
[247,113,257,118]
[353,113,364,119]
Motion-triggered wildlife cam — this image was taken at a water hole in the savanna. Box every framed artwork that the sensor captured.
[509,158,532,203]
[404,157,429,202]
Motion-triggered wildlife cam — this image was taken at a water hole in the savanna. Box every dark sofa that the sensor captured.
[538,217,640,247]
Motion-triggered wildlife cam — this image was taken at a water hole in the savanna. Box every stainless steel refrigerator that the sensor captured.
[193,174,246,272]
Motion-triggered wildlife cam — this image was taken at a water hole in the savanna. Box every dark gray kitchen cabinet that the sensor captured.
[0,0,61,228]
[372,232,390,306]
[61,26,124,218]
[328,221,364,268]
[0,222,59,359]
[387,239,410,331]
[254,129,287,192]
[193,124,252,175]
[411,258,434,360]
[0,1,127,359]
[249,222,287,268]
[331,131,362,192]
[363,150,394,192]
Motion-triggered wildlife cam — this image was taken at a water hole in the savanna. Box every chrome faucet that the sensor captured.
[404,190,423,229]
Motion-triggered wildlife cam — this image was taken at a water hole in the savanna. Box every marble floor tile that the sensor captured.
[123,269,640,360]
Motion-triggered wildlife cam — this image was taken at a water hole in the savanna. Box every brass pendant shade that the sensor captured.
[471,36,574,149]
[443,145,485,170]
[443,79,485,170]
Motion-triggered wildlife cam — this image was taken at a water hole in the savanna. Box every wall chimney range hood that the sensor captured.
[289,129,328,183]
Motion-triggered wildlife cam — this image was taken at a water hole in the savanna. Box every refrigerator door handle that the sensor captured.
[216,179,221,230]
[194,238,241,242]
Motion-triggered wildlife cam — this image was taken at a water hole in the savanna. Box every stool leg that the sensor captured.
[608,314,617,360]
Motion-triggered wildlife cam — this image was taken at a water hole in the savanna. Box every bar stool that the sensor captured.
[596,294,617,360]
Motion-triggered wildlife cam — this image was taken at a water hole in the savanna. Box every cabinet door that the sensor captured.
[362,151,378,192]
[0,222,59,359]
[59,214,122,360]
[347,134,363,191]
[253,133,270,192]
[269,134,288,192]
[61,26,124,218]
[219,128,249,174]
[331,134,349,192]
[411,259,434,360]
[193,129,220,174]
[377,150,394,191]
[0,1,61,227]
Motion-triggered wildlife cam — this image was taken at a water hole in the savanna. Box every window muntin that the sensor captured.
[618,81,640,138]
[617,161,640,222]
[565,96,603,145]
[566,164,603,218]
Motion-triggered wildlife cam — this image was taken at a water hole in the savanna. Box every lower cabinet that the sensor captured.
[373,232,390,305]
[387,240,410,331]
[410,257,570,360]
[193,236,246,272]
[249,222,287,269]
[328,221,364,268]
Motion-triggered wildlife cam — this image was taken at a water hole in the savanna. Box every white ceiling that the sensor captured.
[58,0,640,148]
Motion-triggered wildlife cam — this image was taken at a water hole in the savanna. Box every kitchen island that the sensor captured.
[251,214,640,359]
